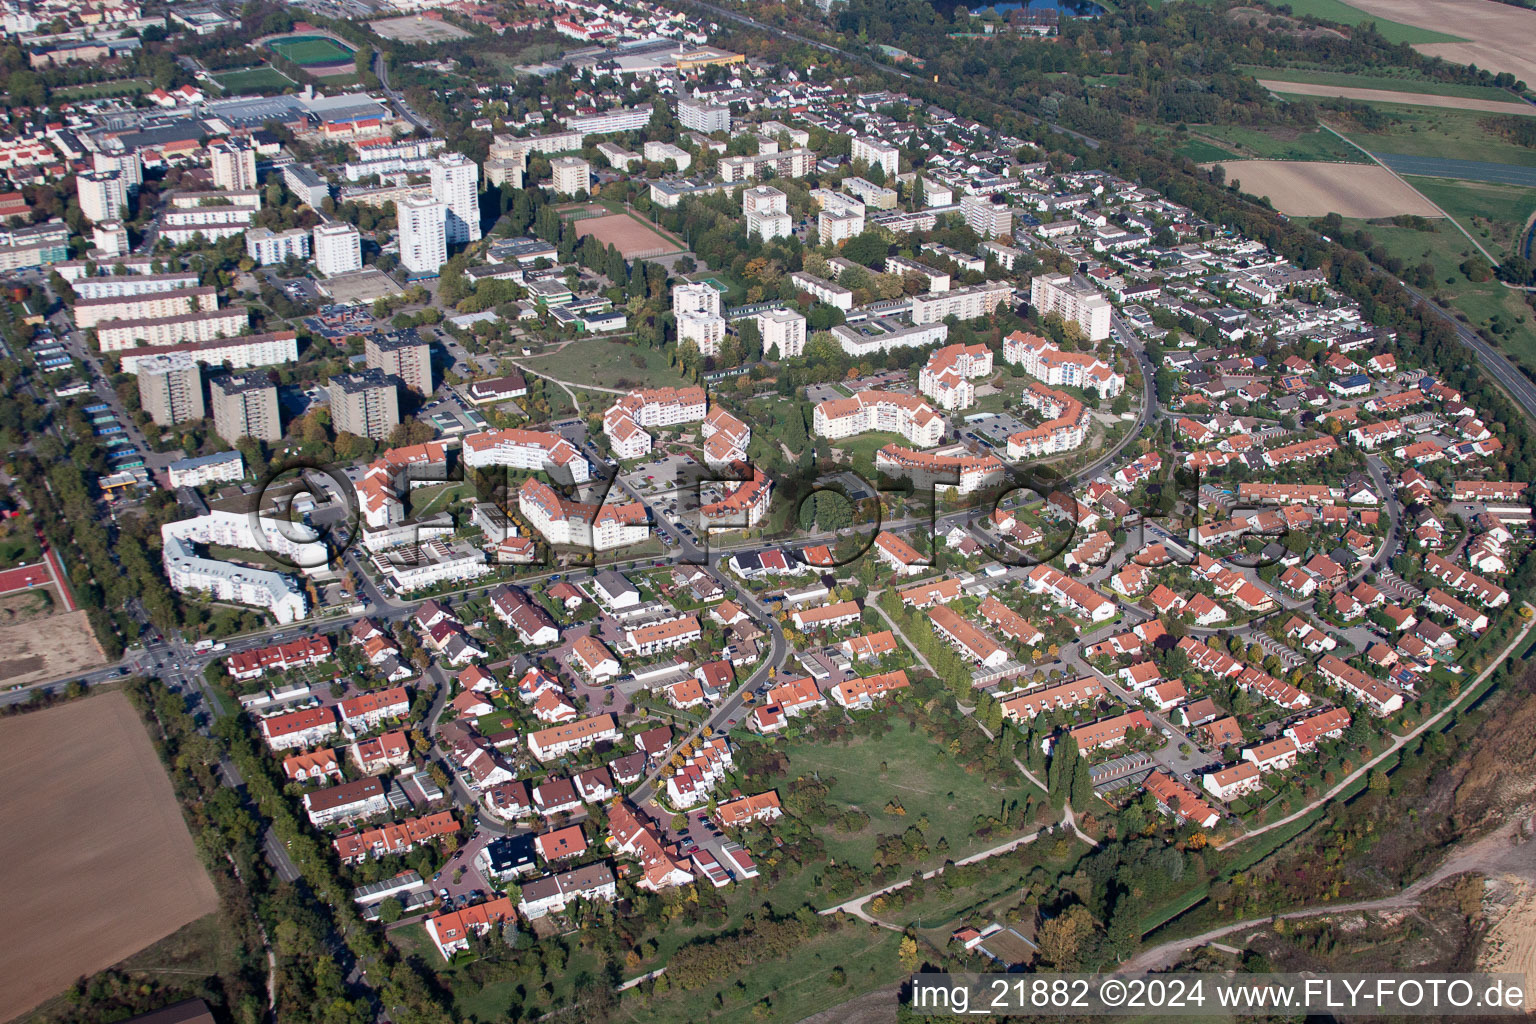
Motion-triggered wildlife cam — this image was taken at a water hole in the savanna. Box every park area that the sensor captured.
[518,338,689,391]
[0,693,219,1018]
[566,206,686,259]
[1213,160,1444,219]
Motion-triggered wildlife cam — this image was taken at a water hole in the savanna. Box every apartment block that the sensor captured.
[210,373,281,443]
[329,369,401,441]
[137,351,204,426]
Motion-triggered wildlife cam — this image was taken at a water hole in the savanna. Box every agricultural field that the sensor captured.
[1237,65,1524,102]
[0,693,218,1018]
[517,338,690,391]
[1242,0,1465,45]
[1341,0,1536,85]
[1259,79,1536,116]
[1216,160,1443,218]
[213,66,294,93]
[1338,106,1536,169]
[1177,123,1367,163]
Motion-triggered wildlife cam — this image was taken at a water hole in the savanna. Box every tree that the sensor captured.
[1036,904,1095,969]
[897,936,919,971]
[377,897,403,924]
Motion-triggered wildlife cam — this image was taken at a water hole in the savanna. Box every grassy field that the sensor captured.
[53,77,150,100]
[267,35,354,66]
[1409,176,1536,240]
[1174,124,1368,163]
[213,66,294,93]
[1238,65,1517,102]
[1327,208,1536,370]
[1175,137,1239,162]
[629,924,903,1024]
[829,430,910,471]
[1340,106,1536,169]
[775,724,1041,873]
[518,338,689,391]
[1262,0,1464,44]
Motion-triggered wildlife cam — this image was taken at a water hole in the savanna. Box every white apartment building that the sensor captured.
[461,427,590,483]
[1003,330,1125,398]
[92,149,141,195]
[758,307,806,358]
[742,185,791,241]
[677,95,731,133]
[161,515,312,624]
[818,206,864,246]
[1030,272,1112,342]
[313,222,362,277]
[210,139,257,191]
[398,194,447,275]
[678,310,726,356]
[960,194,1012,239]
[550,156,591,197]
[430,152,481,245]
[563,105,652,135]
[75,287,220,329]
[245,227,311,266]
[167,450,244,488]
[788,271,853,311]
[73,273,200,301]
[718,149,814,183]
[644,141,690,171]
[918,342,993,411]
[92,220,129,256]
[517,479,647,552]
[96,308,249,353]
[920,177,953,206]
[842,176,898,210]
[76,170,125,224]
[911,281,1013,325]
[851,135,899,178]
[672,281,722,319]
[813,390,945,447]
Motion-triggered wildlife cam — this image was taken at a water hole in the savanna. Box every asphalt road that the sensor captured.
[1400,279,1536,421]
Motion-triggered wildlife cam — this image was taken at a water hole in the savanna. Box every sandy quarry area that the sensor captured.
[1258,80,1536,117]
[1207,160,1444,219]
[1478,875,1536,1010]
[0,693,218,1020]
[1343,0,1536,87]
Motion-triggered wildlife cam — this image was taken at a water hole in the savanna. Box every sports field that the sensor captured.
[267,34,355,67]
[0,692,218,1018]
[1213,160,1444,219]
[213,66,294,93]
[570,209,685,259]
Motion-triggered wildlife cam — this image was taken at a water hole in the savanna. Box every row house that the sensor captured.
[1424,553,1510,607]
[664,737,733,808]
[715,790,783,828]
[1000,678,1104,722]
[1243,736,1300,773]
[350,731,411,774]
[621,615,702,656]
[227,636,333,681]
[767,676,827,717]
[608,802,693,892]
[303,776,391,827]
[928,605,1008,668]
[979,596,1044,646]
[1144,770,1221,829]
[339,686,410,732]
[1284,707,1351,751]
[283,748,341,783]
[426,897,518,958]
[335,811,458,864]
[1061,710,1153,754]
[489,585,561,646]
[1317,655,1405,716]
[830,669,910,709]
[790,600,861,633]
[527,713,621,762]
[1203,761,1262,801]
[517,863,618,921]
[1025,565,1116,624]
[259,706,339,751]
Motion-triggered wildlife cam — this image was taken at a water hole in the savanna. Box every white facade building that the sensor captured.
[245,227,311,266]
[550,156,591,197]
[1030,272,1112,342]
[742,185,791,241]
[398,195,448,275]
[758,307,807,358]
[851,135,899,178]
[430,152,481,245]
[313,222,362,277]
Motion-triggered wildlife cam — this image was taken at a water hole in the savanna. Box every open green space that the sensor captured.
[518,338,689,391]
[1339,106,1536,169]
[1259,0,1464,44]
[1323,211,1536,370]
[53,77,150,100]
[774,725,1041,873]
[213,66,294,93]
[829,430,910,471]
[1150,123,1367,163]
[267,34,355,66]
[1239,65,1518,102]
[1409,176,1536,238]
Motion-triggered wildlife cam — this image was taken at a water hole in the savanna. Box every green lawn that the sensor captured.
[53,77,150,99]
[774,724,1041,873]
[518,338,691,391]
[1175,124,1368,163]
[1341,106,1536,169]
[267,35,355,66]
[829,430,911,473]
[1175,137,1239,162]
[1264,0,1464,44]
[1409,176,1536,239]
[213,66,295,93]
[1240,66,1518,102]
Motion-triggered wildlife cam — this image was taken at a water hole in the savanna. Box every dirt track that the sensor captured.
[0,693,218,1020]
[1259,79,1536,116]
[1343,0,1536,86]
[1207,160,1444,219]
